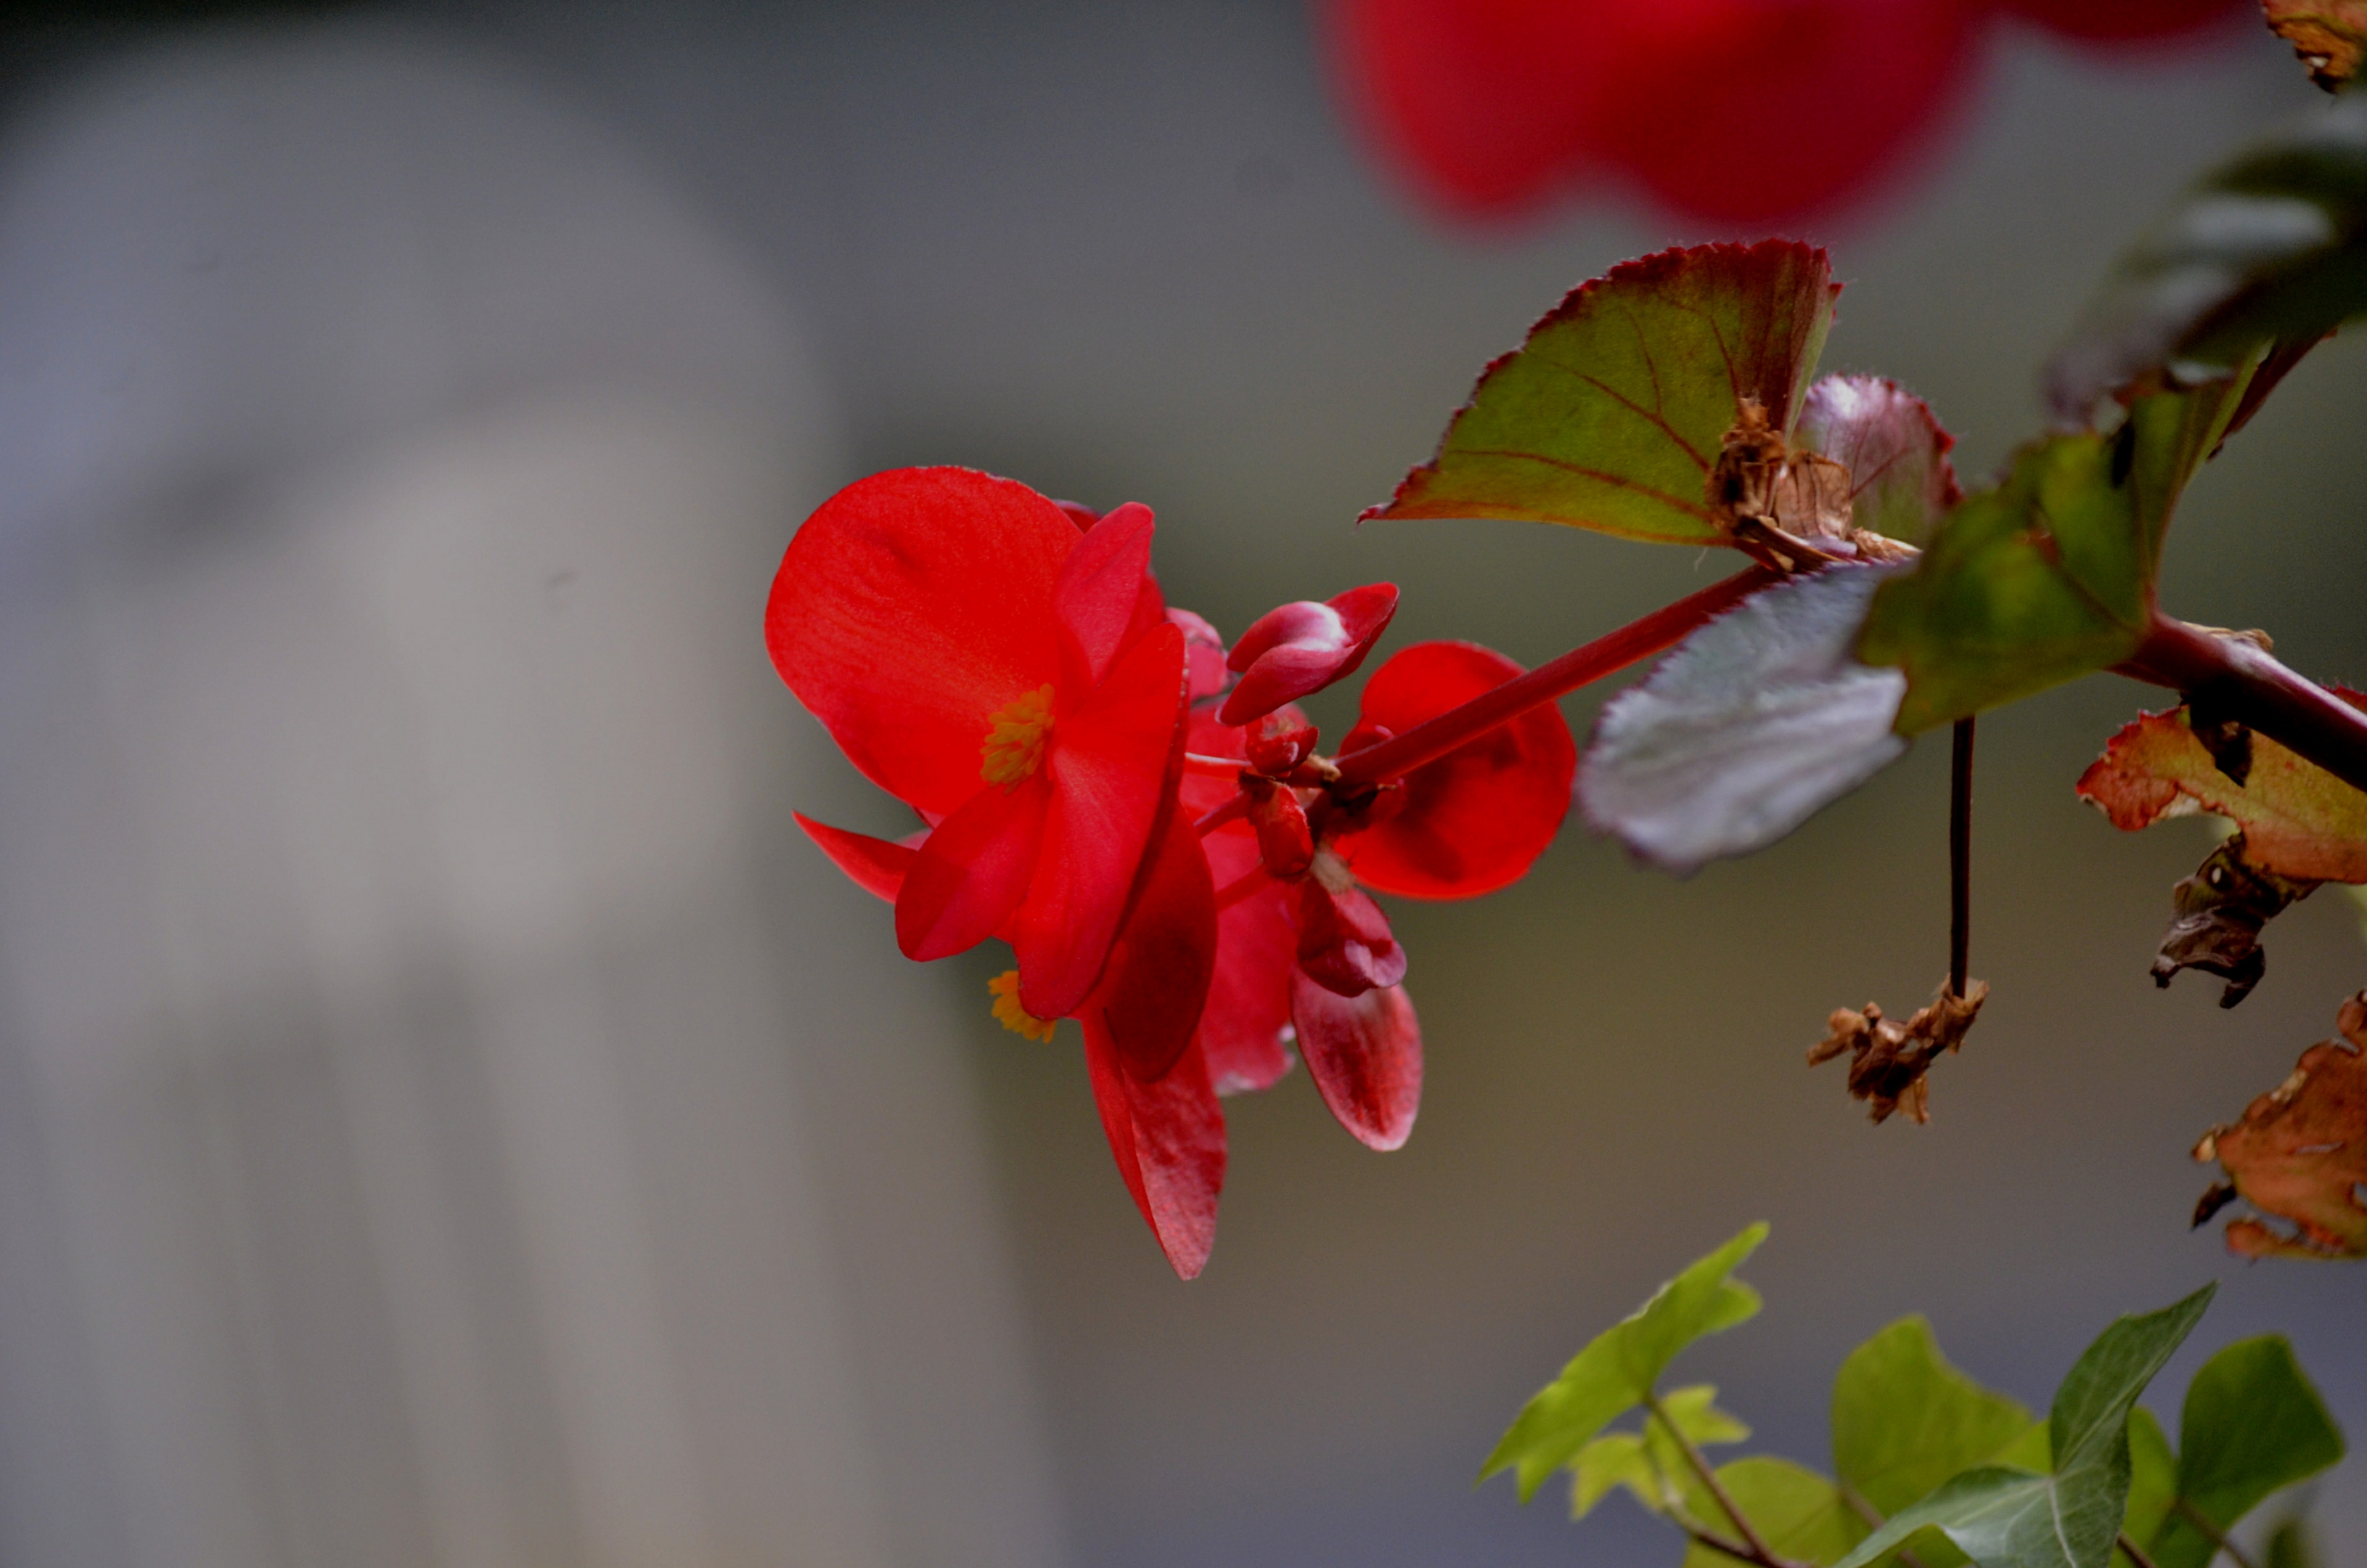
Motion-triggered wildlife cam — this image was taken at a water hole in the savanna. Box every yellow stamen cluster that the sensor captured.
[981,685,1056,788]
[988,970,1056,1042]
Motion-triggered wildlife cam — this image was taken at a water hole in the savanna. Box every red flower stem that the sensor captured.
[1212,862,1273,910]
[1330,565,1780,789]
[1182,752,1248,777]
[1195,794,1251,836]
[2116,611,2367,797]
[1948,717,1974,1000]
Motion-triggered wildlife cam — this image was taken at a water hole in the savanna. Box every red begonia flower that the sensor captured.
[768,467,1189,1021]
[1323,0,2241,226]
[1336,640,1577,899]
[1220,582,1399,725]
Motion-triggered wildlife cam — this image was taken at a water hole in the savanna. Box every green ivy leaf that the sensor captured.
[1571,1384,1749,1519]
[1679,1458,1867,1568]
[2047,86,2367,422]
[1832,1316,2037,1519]
[2145,1337,2345,1568]
[1857,374,2259,734]
[1365,242,1837,546]
[1484,1223,1767,1501]
[1831,1285,2215,1568]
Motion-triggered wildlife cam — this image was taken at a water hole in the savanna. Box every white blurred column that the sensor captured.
[0,22,1065,1568]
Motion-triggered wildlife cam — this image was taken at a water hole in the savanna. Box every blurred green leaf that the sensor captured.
[1833,1316,2035,1517]
[1484,1224,1767,1501]
[2265,1516,2321,1568]
[1571,1384,1748,1519]
[2047,86,2367,422]
[1832,1286,2214,1568]
[2117,1408,2178,1567]
[1857,374,2256,734]
[1678,1458,1867,1568]
[1365,242,1836,546]
[2145,1337,2344,1568]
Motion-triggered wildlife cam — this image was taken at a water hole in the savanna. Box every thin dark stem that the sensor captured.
[1679,1522,1782,1567]
[1645,1392,1799,1568]
[2119,1530,2166,1568]
[1949,716,1974,999]
[2170,1499,2260,1568]
[2117,612,2367,797]
[1331,565,1780,790]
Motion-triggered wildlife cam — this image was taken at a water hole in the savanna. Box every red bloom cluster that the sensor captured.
[768,467,1574,1276]
[1324,0,2244,226]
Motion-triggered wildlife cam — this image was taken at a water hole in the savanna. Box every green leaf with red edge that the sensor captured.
[1364,241,1838,546]
[1796,375,1963,548]
[1857,369,2265,735]
[2076,691,2367,883]
[2194,991,2367,1259]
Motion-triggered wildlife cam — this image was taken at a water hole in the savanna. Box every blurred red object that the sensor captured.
[1324,0,2249,226]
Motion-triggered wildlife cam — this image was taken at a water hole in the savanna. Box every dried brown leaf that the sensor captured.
[2150,837,2319,1008]
[1808,979,1987,1124]
[2264,0,2367,89]
[2191,989,2367,1259]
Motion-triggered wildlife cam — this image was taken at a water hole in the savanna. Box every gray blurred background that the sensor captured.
[0,3,2358,1566]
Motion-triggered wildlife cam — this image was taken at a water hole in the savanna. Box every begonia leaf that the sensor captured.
[769,467,1072,817]
[1288,971,1420,1151]
[1219,584,1399,727]
[1083,1021,1225,1281]
[1857,375,2257,733]
[1833,1317,2036,1522]
[1365,242,1837,547]
[2267,1,2367,90]
[2194,992,2367,1259]
[1579,565,1909,875]
[2077,693,2367,883]
[1831,1286,2215,1568]
[1679,1458,1865,1568]
[1341,640,1575,899]
[1483,1223,1767,1501]
[2045,87,2367,422]
[2142,1337,2345,1568]
[1796,375,1963,547]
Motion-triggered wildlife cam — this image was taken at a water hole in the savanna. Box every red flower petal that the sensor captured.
[1089,800,1219,1083]
[1169,607,1231,700]
[1296,878,1408,996]
[1015,622,1189,1018]
[1290,971,1423,1151]
[895,774,1051,961]
[1084,1020,1227,1280]
[1201,875,1298,1095]
[1219,583,1399,727]
[1341,640,1575,899]
[794,812,915,902]
[1055,501,1158,693]
[768,467,1074,817]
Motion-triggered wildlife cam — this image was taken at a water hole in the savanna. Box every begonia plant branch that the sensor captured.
[2115,612,2367,799]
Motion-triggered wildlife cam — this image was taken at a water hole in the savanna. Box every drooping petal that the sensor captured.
[1084,1019,1227,1280]
[1090,800,1219,1083]
[1296,877,1408,997]
[1201,879,1298,1095]
[896,774,1051,962]
[1016,622,1188,1018]
[1055,501,1158,693]
[1219,583,1399,726]
[1291,971,1423,1151]
[767,467,1074,817]
[1341,640,1576,899]
[794,812,917,902]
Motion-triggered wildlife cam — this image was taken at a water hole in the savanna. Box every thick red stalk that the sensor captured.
[1330,565,1780,789]
[2117,613,2367,799]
